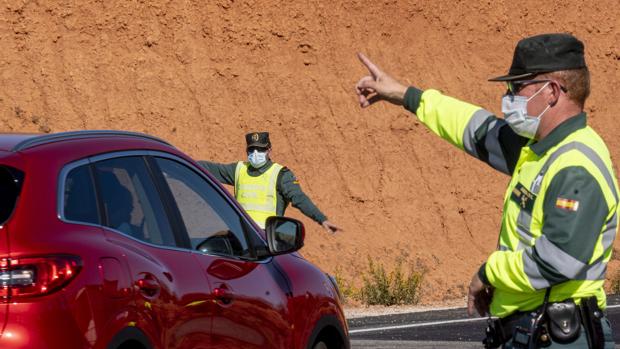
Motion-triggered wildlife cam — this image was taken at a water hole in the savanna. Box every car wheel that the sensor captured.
[313,341,328,349]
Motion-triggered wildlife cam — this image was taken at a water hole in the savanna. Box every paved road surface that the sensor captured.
[348,295,620,348]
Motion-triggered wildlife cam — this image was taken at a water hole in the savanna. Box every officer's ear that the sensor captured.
[548,81,564,107]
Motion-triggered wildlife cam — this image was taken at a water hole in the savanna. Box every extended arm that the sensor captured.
[356,52,528,175]
[279,169,342,233]
[197,161,237,185]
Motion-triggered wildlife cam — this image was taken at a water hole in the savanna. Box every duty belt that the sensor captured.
[483,296,605,349]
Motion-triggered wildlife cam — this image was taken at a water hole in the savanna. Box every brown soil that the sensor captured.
[1,0,619,304]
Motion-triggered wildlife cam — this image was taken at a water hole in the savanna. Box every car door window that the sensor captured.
[155,157,254,258]
[63,164,99,225]
[93,156,177,247]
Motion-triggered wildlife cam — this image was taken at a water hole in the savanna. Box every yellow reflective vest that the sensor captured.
[234,161,284,228]
[404,87,619,317]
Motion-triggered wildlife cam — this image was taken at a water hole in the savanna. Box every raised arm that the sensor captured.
[356,53,529,175]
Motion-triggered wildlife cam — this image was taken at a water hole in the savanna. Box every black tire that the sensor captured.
[306,315,349,349]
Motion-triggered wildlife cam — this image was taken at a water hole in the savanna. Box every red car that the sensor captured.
[0,131,349,349]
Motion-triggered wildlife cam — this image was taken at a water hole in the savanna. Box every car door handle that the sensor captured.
[136,277,160,296]
[213,285,233,304]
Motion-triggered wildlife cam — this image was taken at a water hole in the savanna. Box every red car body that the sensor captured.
[0,131,349,349]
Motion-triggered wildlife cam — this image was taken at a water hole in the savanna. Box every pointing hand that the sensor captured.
[322,220,343,234]
[355,52,408,108]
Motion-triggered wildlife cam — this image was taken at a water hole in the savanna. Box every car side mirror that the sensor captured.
[265,216,304,255]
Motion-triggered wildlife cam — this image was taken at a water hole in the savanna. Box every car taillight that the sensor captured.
[0,255,82,300]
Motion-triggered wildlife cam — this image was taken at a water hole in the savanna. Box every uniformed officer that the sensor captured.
[199,132,342,234]
[355,33,618,348]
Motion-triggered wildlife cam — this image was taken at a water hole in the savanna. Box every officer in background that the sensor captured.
[355,33,617,348]
[199,132,342,234]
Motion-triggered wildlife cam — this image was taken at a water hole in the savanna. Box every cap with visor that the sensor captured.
[245,132,271,150]
[489,33,586,82]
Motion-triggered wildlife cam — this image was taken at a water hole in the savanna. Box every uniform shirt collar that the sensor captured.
[529,112,587,156]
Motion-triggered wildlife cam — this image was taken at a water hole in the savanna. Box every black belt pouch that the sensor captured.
[580,296,605,349]
[546,299,581,343]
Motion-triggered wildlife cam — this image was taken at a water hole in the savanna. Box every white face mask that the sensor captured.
[501,82,551,139]
[247,149,268,168]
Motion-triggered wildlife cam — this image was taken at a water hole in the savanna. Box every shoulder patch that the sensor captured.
[510,182,536,212]
[555,197,579,212]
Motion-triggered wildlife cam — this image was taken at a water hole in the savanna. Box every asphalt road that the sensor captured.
[348,295,620,348]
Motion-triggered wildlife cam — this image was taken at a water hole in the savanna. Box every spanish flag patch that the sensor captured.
[556,197,579,212]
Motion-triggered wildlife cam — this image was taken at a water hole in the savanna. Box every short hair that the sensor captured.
[541,67,590,108]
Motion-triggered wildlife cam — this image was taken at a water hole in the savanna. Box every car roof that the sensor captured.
[0,133,39,151]
[0,130,170,152]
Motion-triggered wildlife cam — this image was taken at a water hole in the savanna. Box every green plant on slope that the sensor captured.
[359,257,424,306]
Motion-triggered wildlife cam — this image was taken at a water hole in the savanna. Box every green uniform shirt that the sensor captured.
[198,160,328,224]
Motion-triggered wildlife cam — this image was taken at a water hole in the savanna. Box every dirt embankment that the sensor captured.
[1,0,619,304]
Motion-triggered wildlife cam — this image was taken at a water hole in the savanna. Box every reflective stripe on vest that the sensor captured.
[234,162,283,228]
[517,142,619,289]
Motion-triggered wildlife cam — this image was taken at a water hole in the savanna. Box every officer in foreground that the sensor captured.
[199,132,342,233]
[356,33,617,348]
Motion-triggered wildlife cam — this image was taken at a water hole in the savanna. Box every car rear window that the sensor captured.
[0,166,24,225]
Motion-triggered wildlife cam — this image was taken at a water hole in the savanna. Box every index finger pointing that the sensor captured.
[357,52,382,78]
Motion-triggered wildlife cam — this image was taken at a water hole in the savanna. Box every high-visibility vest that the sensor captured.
[488,129,619,317]
[234,161,284,228]
[407,88,619,317]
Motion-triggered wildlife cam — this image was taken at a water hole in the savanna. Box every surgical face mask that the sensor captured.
[247,149,268,168]
[501,82,551,139]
